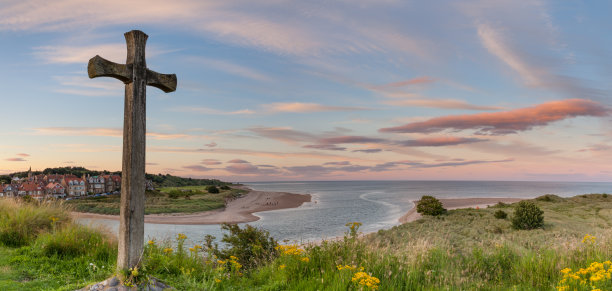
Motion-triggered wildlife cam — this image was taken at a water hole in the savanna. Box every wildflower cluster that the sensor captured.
[345,222,362,238]
[337,264,362,271]
[213,255,243,283]
[582,234,596,245]
[352,271,381,290]
[557,261,612,291]
[276,244,304,256]
[189,244,203,254]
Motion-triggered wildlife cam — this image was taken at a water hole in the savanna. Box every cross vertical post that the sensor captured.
[87,30,177,270]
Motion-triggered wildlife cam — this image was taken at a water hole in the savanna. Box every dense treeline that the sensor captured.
[2,167,232,188]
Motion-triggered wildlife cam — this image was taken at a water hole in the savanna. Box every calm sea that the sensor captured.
[78,180,612,245]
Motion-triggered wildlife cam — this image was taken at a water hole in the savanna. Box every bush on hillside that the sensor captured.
[220,185,231,190]
[206,185,220,194]
[494,210,508,219]
[511,201,544,230]
[211,223,279,270]
[416,195,446,216]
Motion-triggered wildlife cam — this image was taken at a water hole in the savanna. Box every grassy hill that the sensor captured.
[0,194,611,290]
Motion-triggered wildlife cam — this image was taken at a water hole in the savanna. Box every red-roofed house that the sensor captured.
[45,183,66,199]
[61,176,87,196]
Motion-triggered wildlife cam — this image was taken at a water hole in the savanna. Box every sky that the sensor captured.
[0,0,611,182]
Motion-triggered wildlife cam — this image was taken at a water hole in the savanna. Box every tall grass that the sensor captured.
[0,199,71,246]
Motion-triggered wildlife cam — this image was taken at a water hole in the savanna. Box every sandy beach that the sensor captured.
[72,189,311,225]
[398,197,524,224]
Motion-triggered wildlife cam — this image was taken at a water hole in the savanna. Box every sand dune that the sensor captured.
[398,197,524,224]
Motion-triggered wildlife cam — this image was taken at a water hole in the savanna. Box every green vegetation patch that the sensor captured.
[67,187,247,215]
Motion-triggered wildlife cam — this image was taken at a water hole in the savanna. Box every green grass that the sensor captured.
[1,194,611,290]
[66,187,247,215]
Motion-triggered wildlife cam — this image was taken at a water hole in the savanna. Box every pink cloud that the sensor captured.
[205,142,217,148]
[5,158,26,162]
[399,137,486,147]
[380,99,608,135]
[225,163,279,175]
[16,153,30,157]
[227,159,250,164]
[183,165,213,172]
[319,136,386,144]
[264,102,367,113]
[303,144,347,151]
[202,159,222,165]
[371,76,434,89]
[352,149,383,153]
[324,161,351,166]
[383,98,502,111]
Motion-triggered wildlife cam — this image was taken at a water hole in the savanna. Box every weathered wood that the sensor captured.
[87,30,176,271]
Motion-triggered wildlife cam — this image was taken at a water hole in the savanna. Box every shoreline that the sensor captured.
[398,197,525,224]
[72,188,311,225]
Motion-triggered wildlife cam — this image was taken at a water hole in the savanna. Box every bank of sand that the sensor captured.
[72,189,311,225]
[398,197,525,224]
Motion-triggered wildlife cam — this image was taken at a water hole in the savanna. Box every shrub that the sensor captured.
[494,210,507,219]
[206,186,220,194]
[211,223,279,270]
[167,190,180,199]
[511,201,544,230]
[220,185,231,190]
[416,195,446,216]
[603,193,608,198]
[536,194,563,202]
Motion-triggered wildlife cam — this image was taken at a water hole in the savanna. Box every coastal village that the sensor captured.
[0,167,154,200]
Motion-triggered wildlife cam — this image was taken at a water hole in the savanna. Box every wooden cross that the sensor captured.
[87,30,176,270]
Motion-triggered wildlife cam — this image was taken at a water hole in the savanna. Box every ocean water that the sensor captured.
[78,180,612,245]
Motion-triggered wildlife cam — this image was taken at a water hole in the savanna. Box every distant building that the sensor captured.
[45,182,66,199]
[20,182,45,200]
[61,175,87,196]
[87,175,106,194]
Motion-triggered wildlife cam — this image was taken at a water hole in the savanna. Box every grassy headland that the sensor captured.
[66,186,247,215]
[1,194,611,290]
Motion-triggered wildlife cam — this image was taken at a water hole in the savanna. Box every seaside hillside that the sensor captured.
[0,194,611,290]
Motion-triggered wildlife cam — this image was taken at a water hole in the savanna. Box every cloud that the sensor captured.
[171,106,255,115]
[16,153,29,157]
[264,102,368,113]
[352,149,383,153]
[185,56,273,82]
[183,165,213,172]
[303,144,347,151]
[205,142,217,148]
[380,99,608,135]
[323,161,351,166]
[32,127,194,140]
[383,98,503,111]
[33,44,175,64]
[146,163,159,165]
[5,158,26,162]
[249,127,316,144]
[398,137,486,147]
[370,76,434,90]
[227,159,249,164]
[319,135,386,144]
[201,159,222,165]
[225,163,279,175]
[370,158,513,172]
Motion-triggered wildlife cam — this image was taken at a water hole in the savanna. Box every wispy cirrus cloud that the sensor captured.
[383,98,503,111]
[369,77,434,90]
[16,153,30,157]
[185,56,273,82]
[171,106,255,115]
[227,159,249,164]
[380,99,608,135]
[303,144,347,151]
[398,137,486,147]
[32,127,196,140]
[264,102,368,113]
[201,159,222,165]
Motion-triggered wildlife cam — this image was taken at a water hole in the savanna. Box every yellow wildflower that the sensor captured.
[177,233,187,240]
[163,248,173,254]
[50,217,58,223]
[147,240,155,246]
[214,278,221,283]
[279,264,286,269]
[300,257,310,263]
